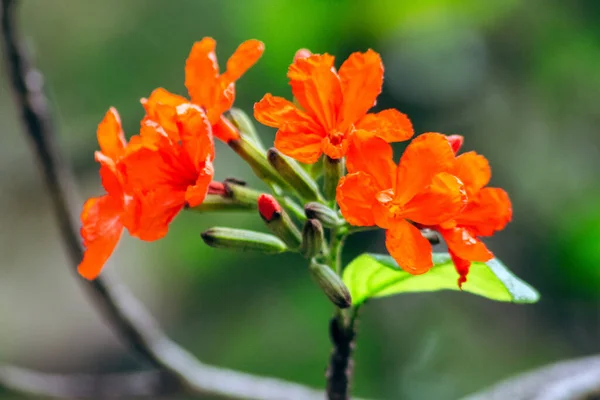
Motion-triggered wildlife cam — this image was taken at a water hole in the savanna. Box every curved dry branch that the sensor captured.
[462,354,600,400]
[0,366,176,399]
[0,0,325,398]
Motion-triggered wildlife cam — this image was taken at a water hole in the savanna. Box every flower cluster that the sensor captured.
[80,38,511,288]
[79,38,263,279]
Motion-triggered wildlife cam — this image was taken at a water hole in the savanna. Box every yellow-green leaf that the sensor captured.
[343,253,539,305]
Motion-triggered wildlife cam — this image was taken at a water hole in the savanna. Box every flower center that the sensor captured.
[328,131,345,146]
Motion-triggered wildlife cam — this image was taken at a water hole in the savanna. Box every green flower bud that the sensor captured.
[304,202,343,228]
[227,108,265,150]
[201,227,287,254]
[301,219,325,258]
[309,261,352,309]
[267,148,323,202]
[323,156,344,201]
[228,137,291,190]
[258,194,302,249]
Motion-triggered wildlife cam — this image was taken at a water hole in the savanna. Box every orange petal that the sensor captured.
[288,53,342,131]
[185,161,214,207]
[207,80,236,125]
[439,226,493,263]
[78,195,124,280]
[456,187,512,236]
[254,93,320,131]
[127,187,185,242]
[346,130,396,190]
[336,172,378,226]
[386,220,433,274]
[98,163,123,198]
[176,104,215,168]
[356,109,414,143]
[338,50,383,129]
[274,129,324,164]
[395,132,455,205]
[97,108,126,161]
[213,115,241,143]
[121,147,174,194]
[401,172,467,226]
[185,37,219,107]
[452,151,491,196]
[142,88,187,136]
[222,39,265,84]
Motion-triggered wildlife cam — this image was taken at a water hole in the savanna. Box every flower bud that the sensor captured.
[201,227,287,254]
[258,194,302,249]
[304,202,342,228]
[188,181,261,212]
[309,261,352,309]
[294,48,312,61]
[228,138,291,190]
[300,219,325,258]
[323,156,344,201]
[267,148,323,202]
[446,135,464,154]
[227,107,265,150]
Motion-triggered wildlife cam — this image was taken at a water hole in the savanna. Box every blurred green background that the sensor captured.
[1,0,600,399]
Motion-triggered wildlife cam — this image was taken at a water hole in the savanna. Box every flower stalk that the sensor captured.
[323,156,344,203]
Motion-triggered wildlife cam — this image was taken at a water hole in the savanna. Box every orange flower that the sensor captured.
[254,50,414,163]
[79,102,215,280]
[337,132,467,273]
[431,136,512,286]
[143,37,264,143]
[122,103,215,241]
[78,108,132,280]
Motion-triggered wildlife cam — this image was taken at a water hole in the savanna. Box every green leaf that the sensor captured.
[343,253,540,305]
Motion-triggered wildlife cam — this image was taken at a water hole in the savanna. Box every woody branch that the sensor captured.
[0,0,326,398]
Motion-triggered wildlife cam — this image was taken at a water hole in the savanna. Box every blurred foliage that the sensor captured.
[2,0,600,399]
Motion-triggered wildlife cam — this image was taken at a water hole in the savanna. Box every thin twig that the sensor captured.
[462,354,600,400]
[0,366,177,399]
[0,1,326,399]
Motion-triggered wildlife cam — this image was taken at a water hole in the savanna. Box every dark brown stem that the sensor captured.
[326,316,356,400]
[0,1,327,399]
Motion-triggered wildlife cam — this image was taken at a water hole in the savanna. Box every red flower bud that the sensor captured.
[293,48,312,61]
[446,135,464,154]
[207,181,226,196]
[258,194,281,222]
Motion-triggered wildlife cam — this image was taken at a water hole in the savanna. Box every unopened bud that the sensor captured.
[294,48,312,61]
[301,219,325,258]
[201,227,287,254]
[304,202,342,228]
[323,156,344,201]
[267,148,323,202]
[309,262,351,308]
[258,194,302,249]
[446,135,464,154]
[228,137,291,190]
[227,108,265,150]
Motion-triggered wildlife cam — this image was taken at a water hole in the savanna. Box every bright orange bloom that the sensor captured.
[79,102,215,280]
[78,108,131,280]
[431,136,512,286]
[122,103,215,241]
[254,50,414,164]
[143,37,264,143]
[337,132,467,273]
